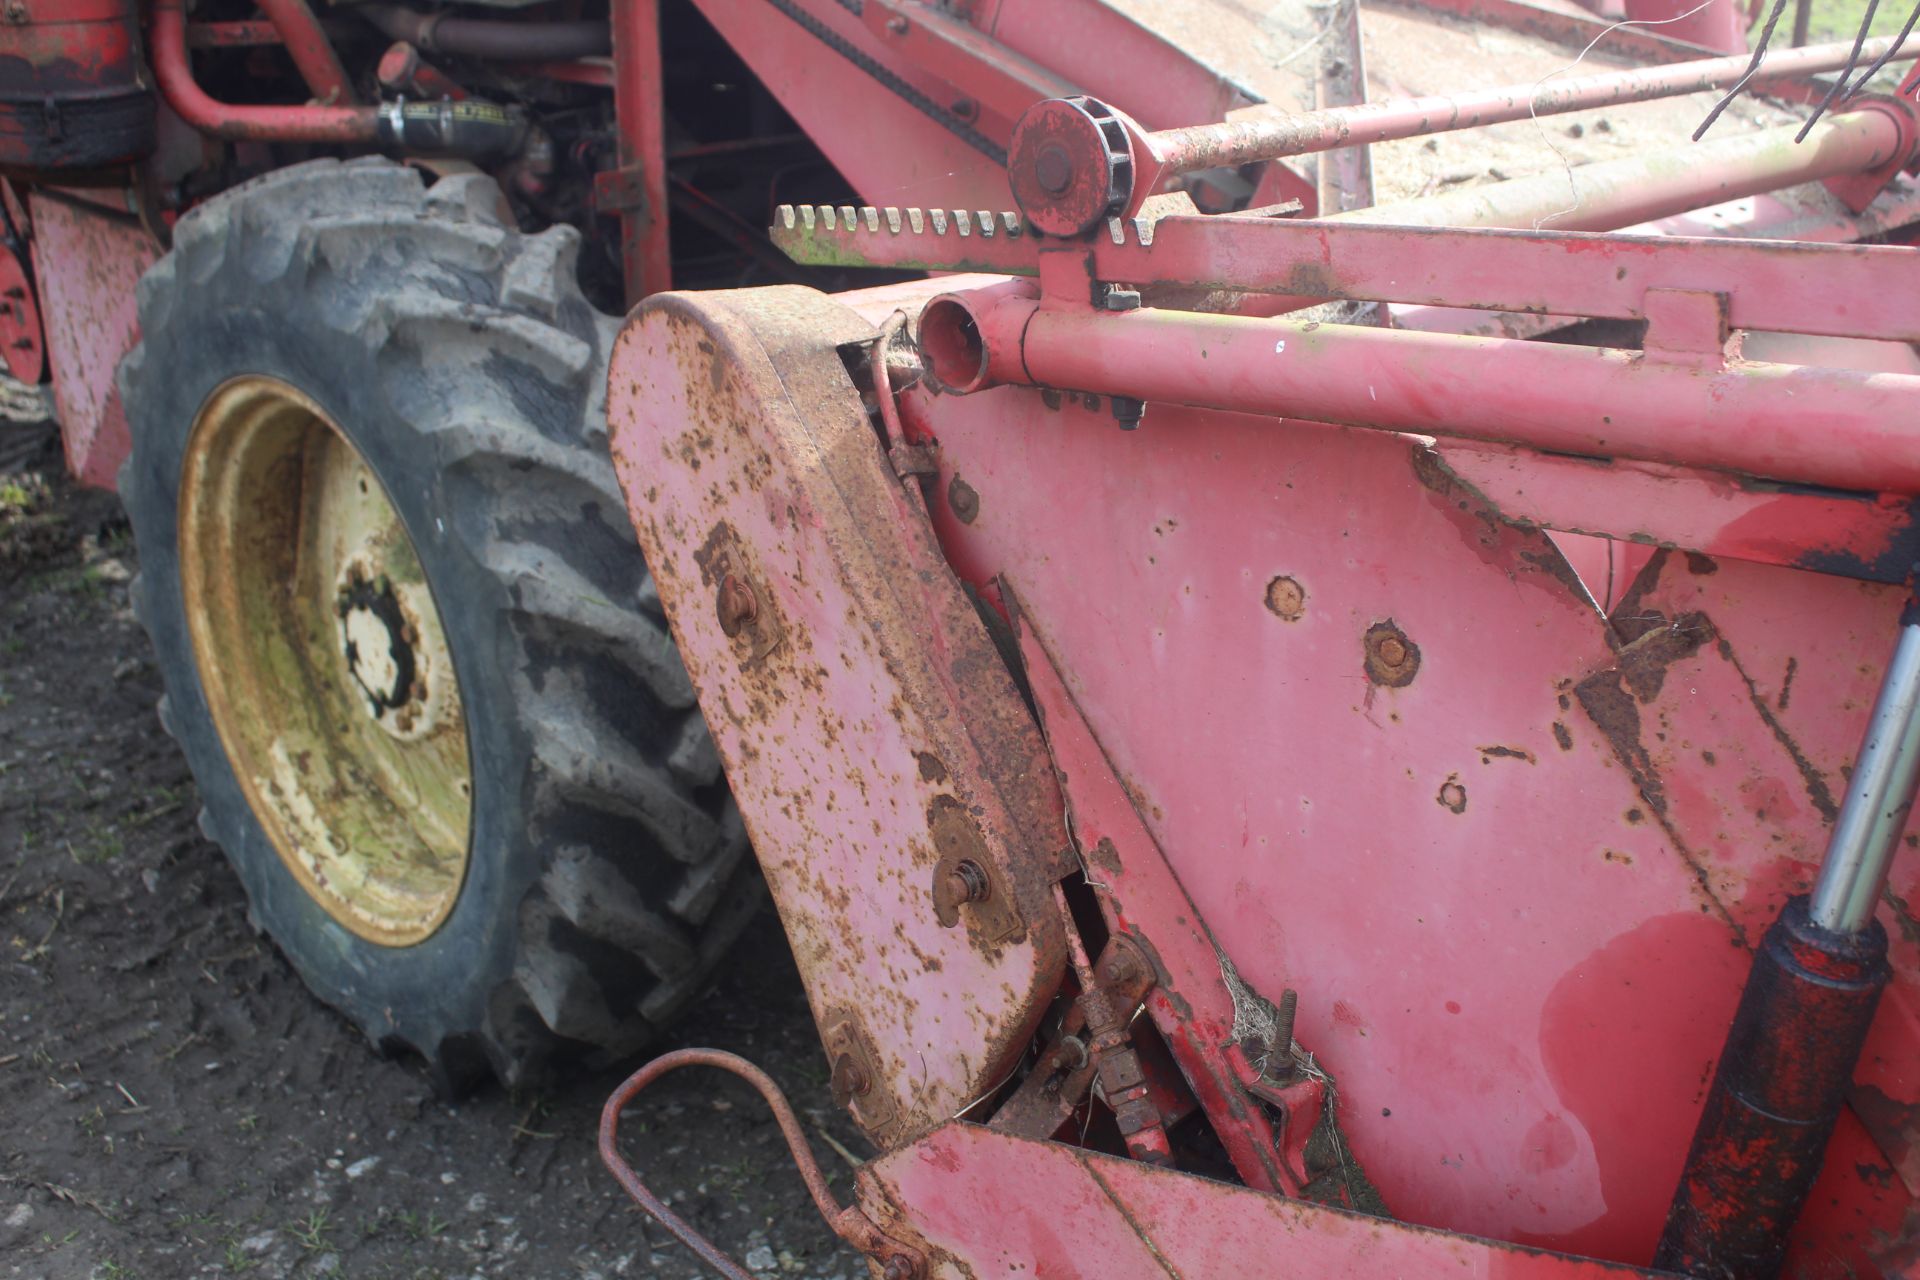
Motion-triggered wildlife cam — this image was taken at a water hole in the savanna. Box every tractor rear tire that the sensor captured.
[116,158,757,1089]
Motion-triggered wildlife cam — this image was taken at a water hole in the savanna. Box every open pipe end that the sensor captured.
[919,295,990,394]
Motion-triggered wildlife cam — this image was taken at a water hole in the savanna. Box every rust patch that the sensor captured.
[1363,620,1421,688]
[1264,575,1306,621]
[1087,835,1124,879]
[1436,774,1467,814]
[1477,744,1536,765]
[914,751,949,784]
[947,474,980,525]
[1551,722,1574,752]
[1850,1083,1920,1195]
[1715,638,1840,824]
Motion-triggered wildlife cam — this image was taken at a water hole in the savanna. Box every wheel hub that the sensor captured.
[178,376,472,946]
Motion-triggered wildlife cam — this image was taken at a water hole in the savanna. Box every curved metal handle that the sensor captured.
[598,1048,922,1280]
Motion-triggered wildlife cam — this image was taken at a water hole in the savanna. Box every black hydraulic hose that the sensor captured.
[358,5,611,60]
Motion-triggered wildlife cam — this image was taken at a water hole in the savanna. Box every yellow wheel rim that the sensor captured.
[178,376,472,946]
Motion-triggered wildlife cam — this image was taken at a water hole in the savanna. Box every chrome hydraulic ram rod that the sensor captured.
[1654,597,1919,1278]
[1140,35,1918,173]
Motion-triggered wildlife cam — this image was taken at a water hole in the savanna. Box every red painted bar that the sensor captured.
[152,0,379,143]
[611,0,671,300]
[947,291,1920,493]
[1140,35,1915,174]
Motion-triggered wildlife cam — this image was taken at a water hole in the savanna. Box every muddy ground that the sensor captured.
[0,413,859,1279]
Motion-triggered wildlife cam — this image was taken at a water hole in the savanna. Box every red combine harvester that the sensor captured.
[5,0,1920,1276]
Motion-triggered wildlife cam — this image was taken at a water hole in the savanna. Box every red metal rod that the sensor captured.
[600,1049,915,1277]
[929,286,1920,493]
[1338,107,1910,231]
[611,0,671,300]
[152,0,379,143]
[1139,35,1916,174]
[258,0,360,105]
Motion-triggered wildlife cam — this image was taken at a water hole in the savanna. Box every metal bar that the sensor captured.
[611,0,671,301]
[1137,36,1915,175]
[1310,0,1374,217]
[1116,209,1920,343]
[1332,107,1909,228]
[1809,609,1920,932]
[152,0,380,143]
[258,0,360,106]
[934,289,1920,493]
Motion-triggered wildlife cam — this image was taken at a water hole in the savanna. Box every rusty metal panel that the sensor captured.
[28,192,160,491]
[605,286,1068,1150]
[861,1122,1653,1278]
[883,368,1915,1271]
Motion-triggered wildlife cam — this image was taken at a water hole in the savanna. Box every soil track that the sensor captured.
[1,417,858,1280]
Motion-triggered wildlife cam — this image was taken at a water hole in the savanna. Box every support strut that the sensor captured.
[1653,596,1920,1278]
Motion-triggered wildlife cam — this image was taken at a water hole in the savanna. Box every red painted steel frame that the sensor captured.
[610,0,670,301]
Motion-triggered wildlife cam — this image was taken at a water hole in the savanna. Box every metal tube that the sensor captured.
[257,0,360,106]
[359,5,612,61]
[611,0,671,301]
[1808,608,1920,932]
[152,0,381,143]
[932,292,1920,493]
[1335,108,1905,230]
[1140,35,1916,174]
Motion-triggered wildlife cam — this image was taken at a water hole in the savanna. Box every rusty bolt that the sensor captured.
[886,13,909,32]
[1,2,26,26]
[830,1051,872,1100]
[947,859,989,905]
[1034,144,1073,196]
[950,97,979,123]
[1099,949,1138,987]
[715,573,758,637]
[1362,620,1421,687]
[881,1257,916,1280]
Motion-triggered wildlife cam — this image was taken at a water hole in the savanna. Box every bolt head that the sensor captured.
[1034,145,1073,196]
[716,573,758,637]
[1377,636,1407,666]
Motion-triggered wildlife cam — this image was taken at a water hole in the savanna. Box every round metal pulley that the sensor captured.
[1008,96,1137,238]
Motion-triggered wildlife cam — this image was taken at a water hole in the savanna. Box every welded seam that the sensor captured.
[1080,1157,1184,1279]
